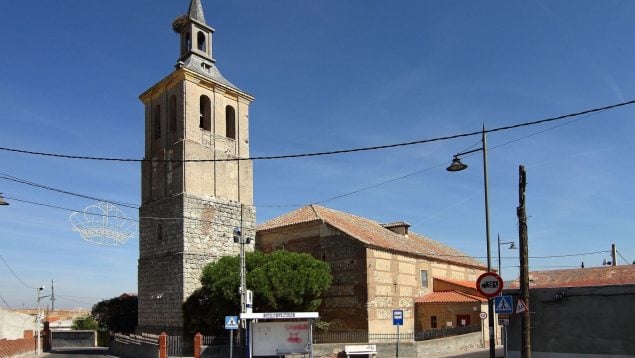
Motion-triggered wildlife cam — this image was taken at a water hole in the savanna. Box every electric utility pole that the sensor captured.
[50,280,56,311]
[517,165,531,358]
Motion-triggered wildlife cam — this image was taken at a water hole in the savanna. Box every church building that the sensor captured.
[137,0,255,335]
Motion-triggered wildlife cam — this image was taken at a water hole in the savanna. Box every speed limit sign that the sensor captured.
[479,312,487,320]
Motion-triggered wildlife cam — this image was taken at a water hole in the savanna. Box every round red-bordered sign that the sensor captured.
[476,272,503,297]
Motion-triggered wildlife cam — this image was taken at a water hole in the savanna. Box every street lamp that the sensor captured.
[446,125,496,358]
[497,234,516,358]
[497,235,517,276]
[0,193,9,206]
[36,285,49,356]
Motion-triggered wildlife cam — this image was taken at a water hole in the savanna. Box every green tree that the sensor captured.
[91,295,138,333]
[183,250,332,336]
[72,316,99,330]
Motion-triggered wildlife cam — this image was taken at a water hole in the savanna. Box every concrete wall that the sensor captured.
[0,309,35,340]
[311,331,482,358]
[506,284,635,357]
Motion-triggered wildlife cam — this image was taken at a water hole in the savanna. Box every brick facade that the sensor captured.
[257,205,487,335]
[0,330,35,358]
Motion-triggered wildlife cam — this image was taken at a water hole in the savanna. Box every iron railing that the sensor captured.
[313,325,481,344]
[167,335,183,358]
[201,325,480,346]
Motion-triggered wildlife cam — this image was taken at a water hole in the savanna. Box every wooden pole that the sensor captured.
[517,165,531,358]
[611,244,617,266]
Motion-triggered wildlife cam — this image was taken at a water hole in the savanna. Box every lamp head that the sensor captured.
[508,242,517,250]
[0,193,9,206]
[446,157,468,172]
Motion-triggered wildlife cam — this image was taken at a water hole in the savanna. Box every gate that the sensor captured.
[51,330,97,349]
[168,335,183,357]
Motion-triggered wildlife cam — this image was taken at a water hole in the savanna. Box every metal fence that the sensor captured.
[202,333,241,346]
[201,325,480,346]
[168,335,183,357]
[313,325,481,344]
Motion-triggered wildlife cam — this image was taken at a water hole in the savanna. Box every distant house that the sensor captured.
[256,205,490,336]
[415,278,487,331]
[504,265,635,358]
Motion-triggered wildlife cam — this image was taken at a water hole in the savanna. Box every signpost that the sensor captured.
[225,316,239,358]
[479,311,487,347]
[393,309,403,358]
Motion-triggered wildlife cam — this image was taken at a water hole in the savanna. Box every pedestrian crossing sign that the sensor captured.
[494,296,513,314]
[225,315,239,330]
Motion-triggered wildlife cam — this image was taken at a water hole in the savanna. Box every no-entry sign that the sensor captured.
[476,272,503,297]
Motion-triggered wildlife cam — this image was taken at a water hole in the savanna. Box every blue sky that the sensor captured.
[1,0,634,310]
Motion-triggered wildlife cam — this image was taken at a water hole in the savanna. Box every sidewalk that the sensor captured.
[428,345,504,357]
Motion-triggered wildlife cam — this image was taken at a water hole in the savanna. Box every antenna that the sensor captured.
[50,279,56,311]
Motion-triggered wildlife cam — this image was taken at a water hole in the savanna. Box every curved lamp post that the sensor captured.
[497,235,517,276]
[446,125,496,358]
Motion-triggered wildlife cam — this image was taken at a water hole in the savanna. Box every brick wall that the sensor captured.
[0,330,35,358]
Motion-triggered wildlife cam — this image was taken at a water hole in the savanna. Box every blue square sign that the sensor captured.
[393,309,404,326]
[494,296,513,314]
[225,315,239,330]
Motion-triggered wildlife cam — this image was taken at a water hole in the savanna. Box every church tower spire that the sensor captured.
[137,0,255,335]
[188,0,206,23]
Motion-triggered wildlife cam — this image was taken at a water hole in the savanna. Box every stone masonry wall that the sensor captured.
[138,193,255,335]
[181,193,255,301]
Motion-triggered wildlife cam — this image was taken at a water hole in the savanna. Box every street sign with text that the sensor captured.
[393,309,403,326]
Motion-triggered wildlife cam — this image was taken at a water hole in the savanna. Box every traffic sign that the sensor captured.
[516,298,529,313]
[393,309,403,326]
[476,272,504,297]
[225,315,239,330]
[479,312,487,320]
[494,295,513,314]
[498,318,510,326]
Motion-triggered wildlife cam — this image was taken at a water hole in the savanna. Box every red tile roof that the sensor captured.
[507,265,635,289]
[416,290,487,304]
[434,277,477,290]
[258,205,486,269]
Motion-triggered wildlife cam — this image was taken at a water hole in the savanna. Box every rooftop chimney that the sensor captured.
[382,221,411,236]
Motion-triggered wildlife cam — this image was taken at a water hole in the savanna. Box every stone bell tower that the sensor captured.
[137,0,255,334]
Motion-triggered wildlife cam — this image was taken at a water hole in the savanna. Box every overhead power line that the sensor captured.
[0,254,36,290]
[1,99,633,163]
[0,173,138,209]
[616,250,631,265]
